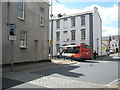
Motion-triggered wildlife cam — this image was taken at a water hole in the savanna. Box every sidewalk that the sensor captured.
[96,53,119,60]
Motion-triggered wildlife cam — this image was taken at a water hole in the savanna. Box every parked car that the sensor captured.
[110,49,114,54]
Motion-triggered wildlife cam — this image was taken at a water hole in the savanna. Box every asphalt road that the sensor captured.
[2,58,119,89]
[31,59,118,86]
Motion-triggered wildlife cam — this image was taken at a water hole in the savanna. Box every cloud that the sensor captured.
[102,25,118,36]
[50,3,118,36]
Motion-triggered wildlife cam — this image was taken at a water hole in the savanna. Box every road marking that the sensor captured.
[113,56,120,59]
[106,79,120,86]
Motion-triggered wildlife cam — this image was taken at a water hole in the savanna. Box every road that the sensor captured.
[2,57,119,89]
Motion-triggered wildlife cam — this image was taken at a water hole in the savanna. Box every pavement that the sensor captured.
[2,53,120,89]
[97,53,120,60]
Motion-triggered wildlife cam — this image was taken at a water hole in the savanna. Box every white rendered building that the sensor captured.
[49,7,102,57]
[102,35,120,55]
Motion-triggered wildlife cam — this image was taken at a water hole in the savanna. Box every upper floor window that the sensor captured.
[63,18,68,29]
[81,16,85,25]
[18,0,25,19]
[81,29,86,39]
[56,20,60,29]
[40,7,45,26]
[20,31,27,47]
[71,17,75,27]
[71,30,76,41]
[63,31,68,42]
[56,32,60,41]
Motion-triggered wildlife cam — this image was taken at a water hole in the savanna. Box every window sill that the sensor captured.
[40,24,44,27]
[64,27,68,29]
[81,25,86,27]
[63,41,68,42]
[18,17,25,21]
[56,28,60,30]
[20,46,27,49]
[71,40,76,42]
[81,39,86,41]
[71,26,76,28]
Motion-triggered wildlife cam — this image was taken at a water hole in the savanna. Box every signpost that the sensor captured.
[9,24,16,71]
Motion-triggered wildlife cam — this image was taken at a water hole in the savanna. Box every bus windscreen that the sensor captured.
[63,47,80,54]
[82,45,92,49]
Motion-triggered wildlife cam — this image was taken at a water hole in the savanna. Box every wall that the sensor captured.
[2,2,49,64]
[93,8,102,55]
[102,41,108,55]
[0,1,2,65]
[52,14,92,56]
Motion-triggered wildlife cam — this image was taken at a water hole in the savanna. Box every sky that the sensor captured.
[50,0,118,37]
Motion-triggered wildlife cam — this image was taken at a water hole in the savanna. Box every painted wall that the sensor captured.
[50,8,102,56]
[0,1,2,64]
[2,2,49,64]
[93,7,102,55]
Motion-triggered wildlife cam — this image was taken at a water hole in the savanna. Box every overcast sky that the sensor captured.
[50,0,118,37]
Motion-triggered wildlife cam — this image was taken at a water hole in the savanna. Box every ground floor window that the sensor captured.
[56,44,60,52]
[20,31,27,47]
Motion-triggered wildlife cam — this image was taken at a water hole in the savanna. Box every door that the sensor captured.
[34,40,38,61]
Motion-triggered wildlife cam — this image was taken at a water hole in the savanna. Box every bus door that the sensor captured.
[72,46,80,58]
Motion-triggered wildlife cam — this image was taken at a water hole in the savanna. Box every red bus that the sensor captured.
[61,44,92,61]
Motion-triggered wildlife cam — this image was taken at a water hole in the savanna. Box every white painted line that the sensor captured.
[113,57,120,59]
[106,79,120,86]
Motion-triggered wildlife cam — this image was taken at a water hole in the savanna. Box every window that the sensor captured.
[81,29,86,39]
[71,30,76,41]
[18,0,25,19]
[40,7,45,26]
[81,16,85,25]
[63,31,68,42]
[63,47,80,54]
[20,31,27,47]
[71,17,75,27]
[56,32,60,41]
[63,18,67,29]
[56,44,60,52]
[56,20,60,29]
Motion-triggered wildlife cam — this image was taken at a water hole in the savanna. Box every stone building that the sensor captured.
[0,1,49,65]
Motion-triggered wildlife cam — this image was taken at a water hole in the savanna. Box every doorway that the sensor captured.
[34,40,38,61]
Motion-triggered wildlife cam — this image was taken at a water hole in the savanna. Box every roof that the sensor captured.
[51,10,94,20]
[102,35,120,41]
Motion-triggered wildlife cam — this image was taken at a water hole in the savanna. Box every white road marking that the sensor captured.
[106,79,120,86]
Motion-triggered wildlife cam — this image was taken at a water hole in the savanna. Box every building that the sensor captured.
[49,7,102,57]
[0,1,49,65]
[102,35,120,55]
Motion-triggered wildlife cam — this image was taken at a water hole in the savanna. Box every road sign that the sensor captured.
[102,46,106,50]
[9,24,15,35]
[50,40,53,45]
[9,35,16,41]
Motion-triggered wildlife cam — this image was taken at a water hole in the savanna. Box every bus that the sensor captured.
[61,44,92,61]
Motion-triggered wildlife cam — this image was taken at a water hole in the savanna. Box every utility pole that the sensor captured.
[50,0,53,60]
[50,0,59,60]
[8,2,16,71]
